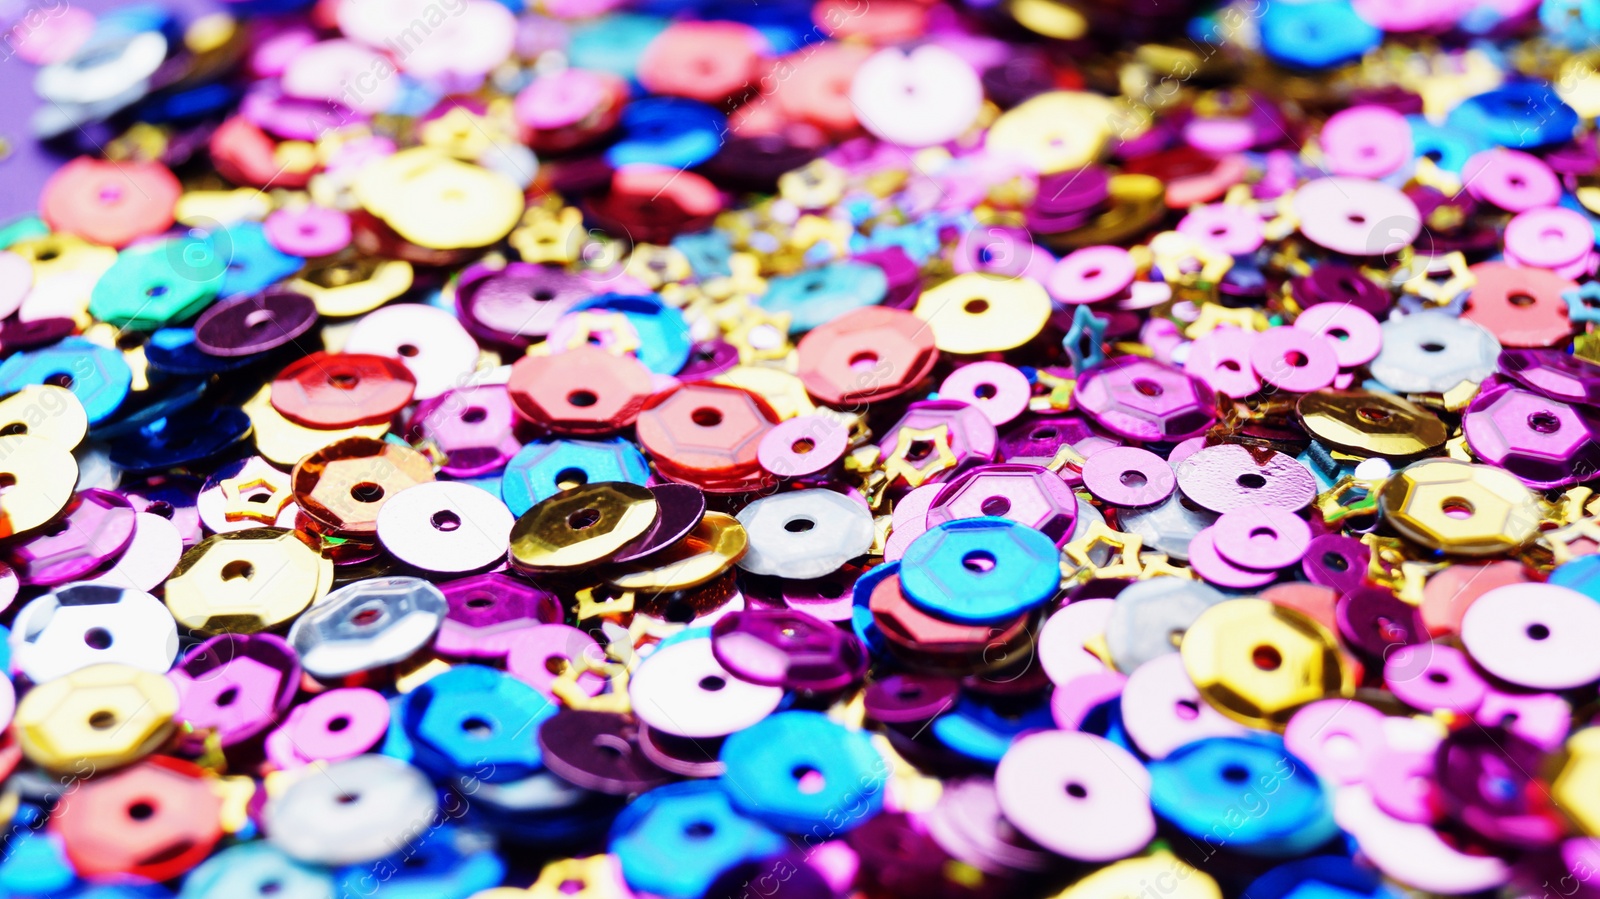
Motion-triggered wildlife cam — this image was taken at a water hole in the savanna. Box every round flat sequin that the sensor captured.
[939,363,1032,426]
[1175,444,1317,513]
[757,415,850,479]
[1370,312,1501,395]
[344,303,481,402]
[1250,326,1339,393]
[1292,302,1382,368]
[1188,527,1279,588]
[1293,177,1421,257]
[1461,583,1600,690]
[995,730,1155,861]
[193,289,318,358]
[377,481,515,574]
[736,490,874,581]
[1121,654,1248,759]
[1210,506,1312,571]
[629,636,783,739]
[898,517,1061,624]
[1080,446,1175,507]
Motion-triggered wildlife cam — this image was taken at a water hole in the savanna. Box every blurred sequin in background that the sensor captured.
[2,0,1600,897]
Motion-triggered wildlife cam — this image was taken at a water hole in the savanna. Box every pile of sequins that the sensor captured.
[8,0,1600,896]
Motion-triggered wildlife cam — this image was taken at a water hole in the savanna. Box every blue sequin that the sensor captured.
[605,98,726,170]
[1245,855,1406,899]
[720,711,887,834]
[0,829,77,896]
[569,14,671,78]
[1541,0,1600,45]
[107,404,251,472]
[898,517,1061,624]
[179,844,334,899]
[1259,1,1381,70]
[569,294,692,374]
[1062,305,1109,373]
[1150,735,1337,857]
[144,329,262,377]
[1447,82,1580,149]
[402,664,555,783]
[333,827,504,899]
[610,781,786,899]
[673,230,734,279]
[1551,555,1600,600]
[1407,118,1484,174]
[0,338,132,425]
[760,261,887,334]
[501,438,651,516]
[932,699,1055,764]
[217,223,302,300]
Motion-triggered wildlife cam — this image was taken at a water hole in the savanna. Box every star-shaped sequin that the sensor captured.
[1061,305,1108,373]
[1564,282,1600,325]
[1063,521,1144,580]
[218,456,294,524]
[883,424,958,488]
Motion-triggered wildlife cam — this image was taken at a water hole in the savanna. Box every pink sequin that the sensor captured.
[1183,327,1261,397]
[758,414,851,478]
[939,362,1031,426]
[1293,302,1382,368]
[265,688,391,768]
[264,205,352,257]
[1320,106,1413,178]
[1250,326,1339,393]
[1463,148,1560,212]
[1188,527,1279,588]
[1503,206,1594,269]
[1046,246,1135,305]
[1177,203,1264,256]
